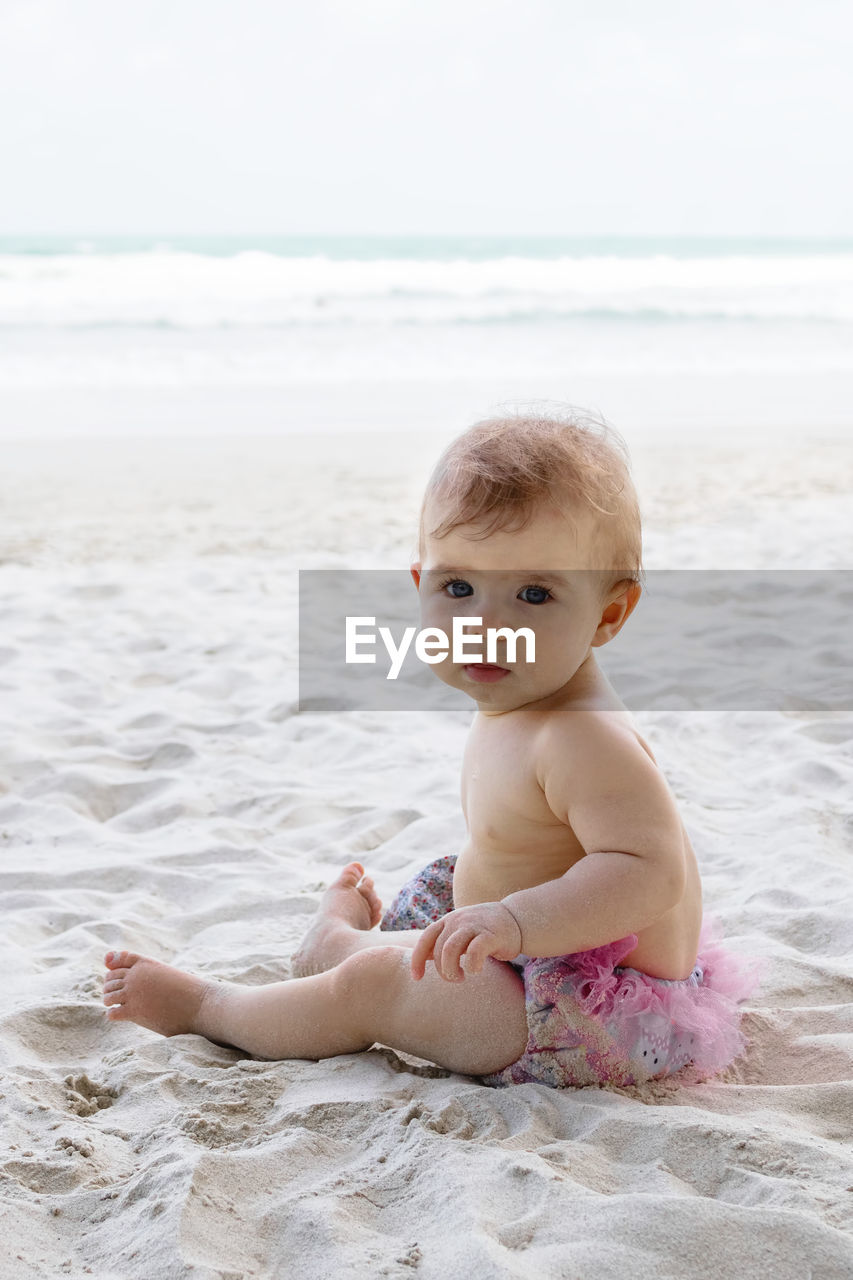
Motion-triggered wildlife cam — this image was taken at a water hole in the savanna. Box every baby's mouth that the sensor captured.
[462,662,511,684]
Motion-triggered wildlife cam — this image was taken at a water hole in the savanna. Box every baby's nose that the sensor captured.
[462,592,500,627]
[478,605,514,634]
[475,614,516,659]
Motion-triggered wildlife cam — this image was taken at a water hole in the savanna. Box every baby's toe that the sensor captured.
[105,1005,130,1021]
[104,950,140,971]
[359,877,383,925]
[103,987,125,1006]
[338,862,365,888]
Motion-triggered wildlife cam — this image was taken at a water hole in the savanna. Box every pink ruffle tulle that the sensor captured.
[563,913,767,1078]
[382,856,768,1087]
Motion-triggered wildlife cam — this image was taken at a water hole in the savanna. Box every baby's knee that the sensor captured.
[329,945,408,1010]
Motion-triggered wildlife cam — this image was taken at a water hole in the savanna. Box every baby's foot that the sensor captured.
[291,861,383,978]
[102,950,221,1039]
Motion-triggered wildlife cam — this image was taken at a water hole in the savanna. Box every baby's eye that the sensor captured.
[518,585,552,605]
[442,579,474,598]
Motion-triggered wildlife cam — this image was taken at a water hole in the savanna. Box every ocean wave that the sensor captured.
[0,308,850,330]
[2,250,853,327]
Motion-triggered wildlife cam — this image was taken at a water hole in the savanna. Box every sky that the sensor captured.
[1,0,851,237]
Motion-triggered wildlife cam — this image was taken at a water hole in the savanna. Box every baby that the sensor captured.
[102,409,760,1088]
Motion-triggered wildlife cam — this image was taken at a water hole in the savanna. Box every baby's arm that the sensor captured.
[500,718,687,958]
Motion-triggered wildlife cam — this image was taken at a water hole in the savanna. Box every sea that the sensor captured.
[2,234,852,435]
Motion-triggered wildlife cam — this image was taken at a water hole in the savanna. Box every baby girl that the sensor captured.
[102,409,761,1088]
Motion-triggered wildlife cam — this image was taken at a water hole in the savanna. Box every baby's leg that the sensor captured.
[291,862,423,977]
[102,942,529,1077]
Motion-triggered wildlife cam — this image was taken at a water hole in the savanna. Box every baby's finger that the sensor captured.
[462,933,496,976]
[426,921,450,979]
[439,927,478,982]
[410,918,443,980]
[428,921,461,983]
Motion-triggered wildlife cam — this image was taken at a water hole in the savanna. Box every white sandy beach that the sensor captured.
[1,416,852,1279]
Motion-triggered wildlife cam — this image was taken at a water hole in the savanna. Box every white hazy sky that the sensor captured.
[1,0,851,236]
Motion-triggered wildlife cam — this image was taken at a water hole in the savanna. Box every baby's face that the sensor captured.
[413,501,637,715]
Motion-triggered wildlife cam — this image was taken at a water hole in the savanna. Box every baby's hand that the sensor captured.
[410,902,523,982]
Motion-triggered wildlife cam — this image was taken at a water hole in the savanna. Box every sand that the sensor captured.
[0,425,852,1279]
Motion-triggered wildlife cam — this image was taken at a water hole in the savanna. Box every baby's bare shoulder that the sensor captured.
[534,706,645,762]
[532,709,684,857]
[533,708,664,801]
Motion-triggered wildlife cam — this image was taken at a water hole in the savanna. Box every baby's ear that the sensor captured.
[410,563,421,589]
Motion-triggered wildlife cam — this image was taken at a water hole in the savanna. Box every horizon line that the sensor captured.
[1,231,852,241]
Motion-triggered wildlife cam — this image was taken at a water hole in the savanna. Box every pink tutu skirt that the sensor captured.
[381,855,767,1090]
[482,914,766,1089]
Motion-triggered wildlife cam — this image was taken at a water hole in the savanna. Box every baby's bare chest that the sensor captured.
[461,723,576,852]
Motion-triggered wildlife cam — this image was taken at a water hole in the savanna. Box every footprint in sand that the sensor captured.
[64,1073,117,1116]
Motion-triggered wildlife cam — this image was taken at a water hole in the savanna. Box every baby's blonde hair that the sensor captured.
[419,404,645,593]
